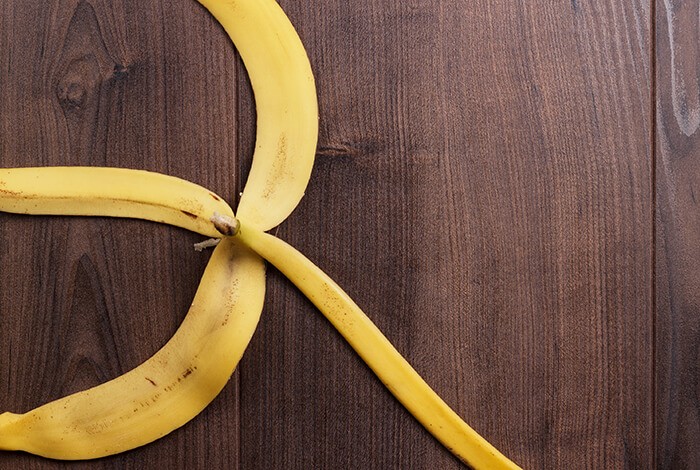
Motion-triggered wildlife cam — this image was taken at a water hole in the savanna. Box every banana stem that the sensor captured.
[235,223,521,469]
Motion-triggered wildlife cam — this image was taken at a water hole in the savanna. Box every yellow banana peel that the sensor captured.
[234,222,521,470]
[0,0,520,468]
[0,166,234,238]
[197,0,318,231]
[0,238,265,459]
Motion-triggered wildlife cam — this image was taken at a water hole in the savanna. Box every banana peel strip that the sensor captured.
[0,238,265,459]
[235,222,521,470]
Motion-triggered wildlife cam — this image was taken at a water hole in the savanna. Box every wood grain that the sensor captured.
[0,0,661,468]
[238,0,653,468]
[655,0,700,468]
[0,0,240,468]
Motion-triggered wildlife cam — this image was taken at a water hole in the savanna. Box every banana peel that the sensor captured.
[0,0,520,468]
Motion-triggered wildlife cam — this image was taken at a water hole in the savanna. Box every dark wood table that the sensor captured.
[0,0,695,468]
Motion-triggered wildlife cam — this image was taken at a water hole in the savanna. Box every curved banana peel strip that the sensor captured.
[0,167,235,238]
[0,237,265,459]
[197,0,318,231]
[235,222,522,470]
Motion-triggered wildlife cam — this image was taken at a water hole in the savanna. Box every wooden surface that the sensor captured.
[0,0,692,468]
[656,1,700,468]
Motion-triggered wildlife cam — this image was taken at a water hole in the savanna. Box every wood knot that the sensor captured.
[112,64,129,81]
[57,81,86,109]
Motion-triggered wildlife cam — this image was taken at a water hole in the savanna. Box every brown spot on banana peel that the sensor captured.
[181,210,198,219]
[162,366,198,392]
[0,187,25,197]
[261,134,289,199]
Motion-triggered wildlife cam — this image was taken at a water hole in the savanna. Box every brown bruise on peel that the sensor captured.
[261,134,288,199]
[0,187,25,197]
[162,366,199,393]
[84,420,112,436]
[51,363,202,441]
[319,281,355,331]
[178,197,211,220]
[209,192,221,201]
[221,278,241,326]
